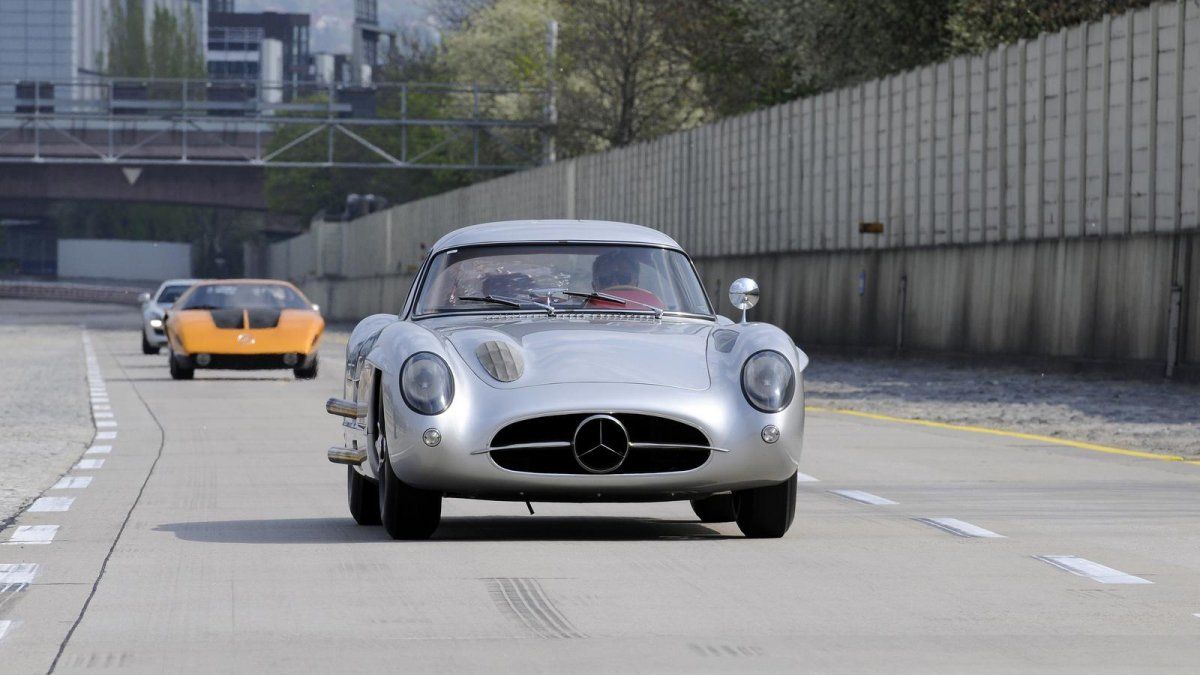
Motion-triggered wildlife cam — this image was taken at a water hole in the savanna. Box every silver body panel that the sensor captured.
[141,278,202,347]
[340,221,807,502]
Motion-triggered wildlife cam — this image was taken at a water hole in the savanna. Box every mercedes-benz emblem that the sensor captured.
[572,414,630,474]
[237,333,255,345]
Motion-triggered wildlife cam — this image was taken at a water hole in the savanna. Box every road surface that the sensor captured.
[2,302,1198,673]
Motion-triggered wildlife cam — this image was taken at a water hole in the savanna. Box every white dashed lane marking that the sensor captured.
[0,563,39,585]
[95,431,116,439]
[3,525,58,545]
[96,421,117,428]
[829,489,897,506]
[85,445,112,455]
[93,412,114,419]
[28,497,74,513]
[0,619,11,641]
[76,459,105,469]
[914,517,1006,538]
[1035,556,1153,584]
[51,477,92,490]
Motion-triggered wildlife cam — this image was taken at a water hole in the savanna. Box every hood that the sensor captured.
[431,315,715,391]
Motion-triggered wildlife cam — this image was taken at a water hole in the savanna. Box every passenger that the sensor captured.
[588,250,664,309]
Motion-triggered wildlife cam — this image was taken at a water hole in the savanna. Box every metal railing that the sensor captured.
[0,77,551,170]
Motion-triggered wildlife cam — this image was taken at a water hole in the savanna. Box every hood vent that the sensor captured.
[475,340,524,382]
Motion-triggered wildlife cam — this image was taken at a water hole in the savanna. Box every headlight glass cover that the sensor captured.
[741,350,795,413]
[400,352,454,415]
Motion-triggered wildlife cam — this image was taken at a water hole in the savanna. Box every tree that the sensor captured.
[947,0,1155,54]
[105,0,204,78]
[106,0,149,77]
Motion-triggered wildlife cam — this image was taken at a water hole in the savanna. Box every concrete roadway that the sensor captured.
[2,303,1199,673]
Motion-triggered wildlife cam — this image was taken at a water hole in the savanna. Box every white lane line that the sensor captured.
[76,459,105,469]
[796,472,820,482]
[1035,555,1153,584]
[0,563,39,584]
[95,431,116,440]
[28,497,74,512]
[829,489,897,505]
[51,477,92,490]
[96,420,117,428]
[3,525,58,545]
[93,412,114,419]
[915,517,1006,538]
[85,445,112,455]
[0,620,11,641]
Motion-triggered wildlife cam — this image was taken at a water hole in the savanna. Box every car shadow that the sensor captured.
[155,515,731,544]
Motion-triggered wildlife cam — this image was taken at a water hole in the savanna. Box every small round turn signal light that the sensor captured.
[423,428,442,447]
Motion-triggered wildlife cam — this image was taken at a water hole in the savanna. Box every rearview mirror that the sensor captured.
[137,292,151,304]
[729,278,759,323]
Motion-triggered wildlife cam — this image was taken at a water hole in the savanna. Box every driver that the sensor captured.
[587,250,665,309]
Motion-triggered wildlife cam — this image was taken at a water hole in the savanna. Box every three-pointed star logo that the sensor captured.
[572,415,630,473]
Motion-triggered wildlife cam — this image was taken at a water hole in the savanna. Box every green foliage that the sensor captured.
[947,0,1155,53]
[105,0,204,78]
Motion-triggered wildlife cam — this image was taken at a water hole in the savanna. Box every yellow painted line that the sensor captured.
[804,406,1193,464]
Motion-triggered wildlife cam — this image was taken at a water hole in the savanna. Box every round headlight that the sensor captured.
[400,352,454,415]
[741,350,795,413]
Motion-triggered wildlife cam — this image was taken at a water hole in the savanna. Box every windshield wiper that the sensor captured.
[184,304,221,310]
[549,289,663,319]
[458,294,555,316]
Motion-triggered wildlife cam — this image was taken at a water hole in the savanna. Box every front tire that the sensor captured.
[141,332,160,355]
[734,474,797,538]
[168,351,194,380]
[378,441,441,540]
[690,494,736,522]
[294,355,318,380]
[347,465,380,525]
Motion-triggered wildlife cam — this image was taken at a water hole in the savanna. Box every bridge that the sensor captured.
[0,77,550,210]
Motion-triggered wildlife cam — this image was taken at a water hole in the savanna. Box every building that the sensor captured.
[207,6,309,89]
[0,0,206,85]
[351,0,394,85]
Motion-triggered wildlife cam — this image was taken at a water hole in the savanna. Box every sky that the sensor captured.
[231,0,435,53]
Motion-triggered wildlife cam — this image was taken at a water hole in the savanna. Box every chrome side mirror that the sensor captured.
[728,278,760,323]
[137,292,151,304]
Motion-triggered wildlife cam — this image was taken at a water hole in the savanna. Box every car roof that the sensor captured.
[190,278,298,287]
[430,220,682,252]
[157,279,203,289]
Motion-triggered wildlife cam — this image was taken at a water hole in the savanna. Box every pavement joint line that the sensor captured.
[829,489,897,505]
[48,330,169,674]
[1034,555,1153,584]
[913,517,1006,538]
[805,406,1195,464]
[3,525,58,546]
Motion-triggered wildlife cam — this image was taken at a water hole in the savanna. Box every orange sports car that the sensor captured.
[163,279,325,380]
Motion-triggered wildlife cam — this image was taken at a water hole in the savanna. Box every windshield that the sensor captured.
[414,244,713,317]
[180,284,310,311]
[156,284,191,305]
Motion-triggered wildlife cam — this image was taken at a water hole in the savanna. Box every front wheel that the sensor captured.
[690,493,736,522]
[141,332,160,355]
[347,465,380,525]
[168,351,194,380]
[294,355,318,380]
[733,474,797,538]
[378,441,441,540]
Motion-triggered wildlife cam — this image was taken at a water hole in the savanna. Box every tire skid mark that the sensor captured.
[485,577,584,639]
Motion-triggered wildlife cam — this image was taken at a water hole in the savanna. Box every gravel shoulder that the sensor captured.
[804,353,1200,457]
[0,304,95,523]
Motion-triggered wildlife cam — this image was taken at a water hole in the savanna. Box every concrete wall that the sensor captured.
[266,1,1200,370]
[58,239,192,282]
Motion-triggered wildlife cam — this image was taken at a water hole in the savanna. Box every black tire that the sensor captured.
[733,473,797,538]
[347,465,381,526]
[168,351,194,380]
[378,440,441,540]
[690,493,737,523]
[141,332,160,355]
[294,355,319,380]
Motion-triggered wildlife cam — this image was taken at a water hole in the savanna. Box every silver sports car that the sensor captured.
[326,220,808,539]
[138,278,201,354]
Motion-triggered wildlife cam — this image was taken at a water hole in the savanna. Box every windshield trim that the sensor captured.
[405,242,716,320]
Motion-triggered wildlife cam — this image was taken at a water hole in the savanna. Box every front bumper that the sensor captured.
[175,352,316,370]
[374,379,805,501]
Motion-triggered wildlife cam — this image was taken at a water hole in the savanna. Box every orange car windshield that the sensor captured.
[181,284,309,311]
